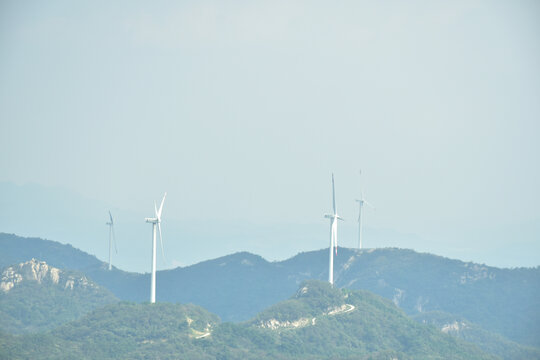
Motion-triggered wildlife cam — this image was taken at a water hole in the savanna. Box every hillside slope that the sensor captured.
[413,311,540,360]
[2,233,539,348]
[0,281,499,360]
[306,248,540,347]
[0,259,118,333]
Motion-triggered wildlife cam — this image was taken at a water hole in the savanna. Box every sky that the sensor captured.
[1,0,539,271]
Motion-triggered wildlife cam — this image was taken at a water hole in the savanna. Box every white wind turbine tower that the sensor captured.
[324,174,343,286]
[106,211,118,271]
[145,192,167,304]
[356,171,374,249]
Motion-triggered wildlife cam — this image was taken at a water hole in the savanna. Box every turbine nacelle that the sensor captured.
[356,170,374,249]
[324,214,344,221]
[106,211,114,226]
[146,192,167,304]
[326,173,343,285]
[356,198,374,209]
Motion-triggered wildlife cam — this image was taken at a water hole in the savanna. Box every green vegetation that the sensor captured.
[414,311,540,360]
[0,281,499,360]
[2,233,539,352]
[251,281,344,323]
[1,302,219,360]
[0,267,118,333]
[327,248,540,348]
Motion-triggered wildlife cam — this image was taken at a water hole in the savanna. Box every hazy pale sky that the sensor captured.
[1,0,539,270]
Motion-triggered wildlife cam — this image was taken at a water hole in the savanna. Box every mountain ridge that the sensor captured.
[1,232,539,348]
[0,258,118,333]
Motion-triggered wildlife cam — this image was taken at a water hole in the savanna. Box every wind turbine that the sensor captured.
[145,192,167,304]
[356,171,374,249]
[106,211,117,271]
[324,174,343,286]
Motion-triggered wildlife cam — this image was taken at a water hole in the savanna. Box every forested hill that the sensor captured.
[0,233,104,271]
[1,232,539,348]
[0,258,118,333]
[0,281,503,360]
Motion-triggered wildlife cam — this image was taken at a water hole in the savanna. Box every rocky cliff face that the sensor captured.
[1,259,98,293]
[0,259,118,334]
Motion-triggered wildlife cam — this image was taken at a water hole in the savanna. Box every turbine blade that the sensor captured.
[109,211,113,224]
[158,222,168,265]
[332,173,336,214]
[154,201,158,217]
[112,224,118,254]
[157,192,167,219]
[359,169,363,198]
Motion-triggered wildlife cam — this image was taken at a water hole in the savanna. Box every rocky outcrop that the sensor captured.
[459,263,496,284]
[0,259,98,293]
[393,288,405,306]
[258,304,355,330]
[441,321,469,334]
[259,317,312,330]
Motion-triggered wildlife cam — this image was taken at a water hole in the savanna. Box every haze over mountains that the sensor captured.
[2,1,539,358]
[2,1,539,275]
[2,232,539,358]
[1,182,539,273]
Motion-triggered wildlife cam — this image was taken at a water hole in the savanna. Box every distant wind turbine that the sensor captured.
[324,174,343,286]
[106,211,117,271]
[145,192,167,304]
[356,171,374,249]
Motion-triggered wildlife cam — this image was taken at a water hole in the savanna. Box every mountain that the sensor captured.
[0,302,220,360]
[318,248,540,348]
[1,233,539,350]
[157,248,540,349]
[0,233,104,271]
[413,311,540,360]
[0,232,146,300]
[0,281,498,360]
[0,259,118,333]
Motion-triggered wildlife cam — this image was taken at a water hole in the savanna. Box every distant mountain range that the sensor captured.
[3,181,538,272]
[2,280,517,360]
[1,232,539,354]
